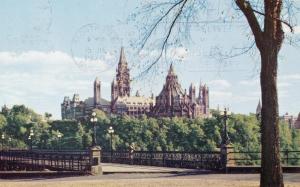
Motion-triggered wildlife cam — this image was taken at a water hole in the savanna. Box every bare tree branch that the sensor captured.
[134,0,296,80]
[140,0,185,50]
[235,0,264,50]
[251,7,293,33]
[136,0,188,78]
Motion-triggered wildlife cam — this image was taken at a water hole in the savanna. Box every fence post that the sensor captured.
[129,147,134,165]
[89,146,102,175]
[180,152,184,167]
[150,151,153,166]
[284,149,289,166]
[163,152,166,167]
[139,151,142,165]
[220,144,233,173]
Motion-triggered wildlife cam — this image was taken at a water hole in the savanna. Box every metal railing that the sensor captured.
[228,150,300,166]
[1,149,299,173]
[101,151,222,170]
[0,149,91,172]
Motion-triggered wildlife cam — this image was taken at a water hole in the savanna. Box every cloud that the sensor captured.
[208,79,231,89]
[238,79,259,86]
[211,91,232,97]
[169,47,188,61]
[0,51,115,119]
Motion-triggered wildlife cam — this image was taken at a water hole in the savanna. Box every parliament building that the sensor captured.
[61,47,210,120]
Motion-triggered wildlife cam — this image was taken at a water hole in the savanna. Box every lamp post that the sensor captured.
[1,133,4,150]
[28,135,32,150]
[8,137,12,150]
[220,108,231,173]
[57,131,62,150]
[220,108,231,145]
[90,112,98,146]
[28,129,34,150]
[108,126,114,163]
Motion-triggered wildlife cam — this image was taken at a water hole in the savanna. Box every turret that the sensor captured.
[189,83,196,103]
[72,94,80,103]
[135,90,140,97]
[201,84,209,114]
[111,79,118,101]
[94,77,101,106]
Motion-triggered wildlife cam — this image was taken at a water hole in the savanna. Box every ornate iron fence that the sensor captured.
[101,151,222,170]
[1,149,299,173]
[228,150,300,166]
[0,149,91,172]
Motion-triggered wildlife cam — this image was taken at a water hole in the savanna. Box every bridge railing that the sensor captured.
[101,151,221,170]
[0,149,91,172]
[228,150,300,166]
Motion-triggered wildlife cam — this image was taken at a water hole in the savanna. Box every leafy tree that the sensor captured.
[3,104,300,174]
[0,114,7,131]
[50,120,83,150]
[279,121,293,150]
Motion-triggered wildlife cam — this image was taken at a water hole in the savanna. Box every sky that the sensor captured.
[0,0,300,119]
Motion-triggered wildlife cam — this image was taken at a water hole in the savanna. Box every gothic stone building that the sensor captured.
[256,101,300,129]
[61,47,210,120]
[61,47,154,120]
[150,64,209,118]
[61,78,111,120]
[110,47,154,117]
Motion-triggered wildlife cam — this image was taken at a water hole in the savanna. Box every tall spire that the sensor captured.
[256,99,262,116]
[168,63,175,75]
[114,47,131,98]
[119,46,127,65]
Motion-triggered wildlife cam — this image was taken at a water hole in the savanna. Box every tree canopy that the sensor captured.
[1,105,299,162]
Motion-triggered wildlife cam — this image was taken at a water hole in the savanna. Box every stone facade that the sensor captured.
[111,47,131,100]
[61,47,210,120]
[282,112,296,128]
[256,102,299,129]
[150,64,210,118]
[61,47,153,120]
[112,91,154,117]
[110,47,154,117]
[294,113,300,129]
[61,78,110,120]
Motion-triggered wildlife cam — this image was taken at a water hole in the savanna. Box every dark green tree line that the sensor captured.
[1,105,299,163]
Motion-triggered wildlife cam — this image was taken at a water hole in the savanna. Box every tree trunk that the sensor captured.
[260,48,284,187]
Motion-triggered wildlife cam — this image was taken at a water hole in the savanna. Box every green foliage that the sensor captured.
[1,104,300,165]
[50,120,84,150]
[0,114,7,130]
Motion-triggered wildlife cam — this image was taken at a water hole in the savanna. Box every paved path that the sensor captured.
[1,173,300,187]
[1,164,300,187]
[101,163,203,173]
